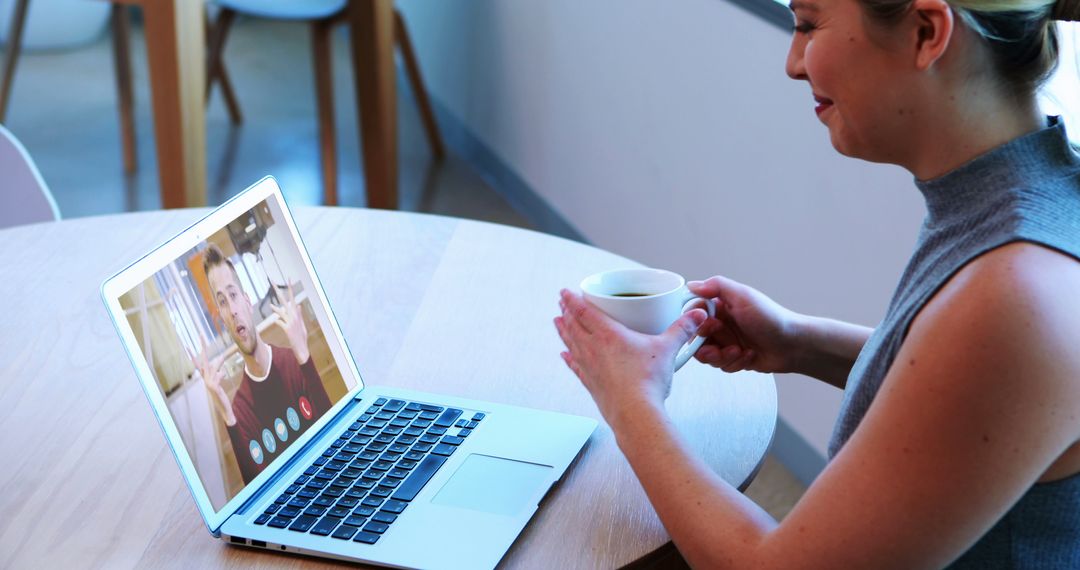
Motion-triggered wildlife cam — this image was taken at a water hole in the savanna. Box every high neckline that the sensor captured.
[916,116,1077,225]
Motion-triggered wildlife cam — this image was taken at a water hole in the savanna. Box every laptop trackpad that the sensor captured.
[431,454,553,517]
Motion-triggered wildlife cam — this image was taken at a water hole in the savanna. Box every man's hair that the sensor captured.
[203,244,241,288]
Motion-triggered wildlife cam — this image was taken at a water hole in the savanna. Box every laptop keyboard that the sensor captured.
[252,398,485,545]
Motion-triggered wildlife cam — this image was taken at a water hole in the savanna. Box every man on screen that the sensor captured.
[191,245,331,484]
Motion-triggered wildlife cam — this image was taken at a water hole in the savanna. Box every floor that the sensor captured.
[3,16,805,523]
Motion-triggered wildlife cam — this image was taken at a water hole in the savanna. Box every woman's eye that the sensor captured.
[794,22,816,34]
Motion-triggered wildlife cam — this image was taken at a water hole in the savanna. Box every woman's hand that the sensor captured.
[554,289,708,424]
[687,275,802,374]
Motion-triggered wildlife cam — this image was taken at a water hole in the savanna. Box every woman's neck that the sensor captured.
[906,88,1044,181]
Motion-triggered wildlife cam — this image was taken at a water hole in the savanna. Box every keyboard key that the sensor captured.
[297,488,318,500]
[344,515,369,527]
[374,398,387,407]
[345,488,368,500]
[331,477,352,489]
[441,436,464,446]
[385,399,406,412]
[413,443,433,453]
[310,516,341,536]
[323,487,345,498]
[350,421,364,431]
[337,497,359,508]
[418,404,444,413]
[353,531,381,544]
[314,470,335,481]
[373,460,394,471]
[375,411,395,420]
[404,451,425,461]
[326,460,347,471]
[303,465,319,476]
[307,480,328,490]
[458,428,472,438]
[331,438,347,449]
[416,413,437,423]
[472,412,486,421]
[275,493,290,504]
[354,479,376,490]
[367,405,382,414]
[358,450,379,461]
[397,411,418,420]
[367,443,388,453]
[323,448,337,458]
[368,420,388,429]
[314,456,329,466]
[387,469,409,479]
[373,511,397,524]
[293,475,310,486]
[369,487,392,498]
[466,420,479,429]
[342,444,363,454]
[329,506,352,518]
[379,479,401,489]
[332,524,360,540]
[314,496,335,508]
[397,436,417,447]
[303,506,327,518]
[286,498,309,509]
[455,419,468,428]
[434,409,463,428]
[403,427,424,437]
[362,497,385,508]
[380,451,404,462]
[392,455,447,501]
[389,419,410,428]
[353,506,376,517]
[419,434,440,445]
[363,521,390,534]
[265,504,282,515]
[254,513,271,525]
[363,469,385,481]
[432,443,456,457]
[359,427,379,437]
[426,427,448,436]
[268,516,292,528]
[374,434,395,444]
[398,459,417,470]
[288,515,318,532]
[278,506,302,518]
[382,500,408,514]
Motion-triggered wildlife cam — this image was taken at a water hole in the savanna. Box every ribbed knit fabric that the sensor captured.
[828,116,1080,567]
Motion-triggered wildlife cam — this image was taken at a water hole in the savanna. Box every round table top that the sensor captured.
[0,207,776,569]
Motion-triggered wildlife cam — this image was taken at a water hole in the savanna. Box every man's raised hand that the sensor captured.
[271,283,310,364]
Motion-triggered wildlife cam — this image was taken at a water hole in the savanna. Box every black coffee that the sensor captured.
[612,292,651,297]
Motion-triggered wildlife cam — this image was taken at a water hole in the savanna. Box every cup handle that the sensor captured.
[674,291,716,371]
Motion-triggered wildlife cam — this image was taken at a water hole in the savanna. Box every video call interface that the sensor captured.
[120,198,353,510]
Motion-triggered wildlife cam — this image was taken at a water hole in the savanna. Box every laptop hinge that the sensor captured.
[231,396,364,517]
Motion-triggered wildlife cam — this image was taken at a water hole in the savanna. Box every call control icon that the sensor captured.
[261,428,276,454]
[274,418,288,442]
[248,440,264,465]
[286,407,300,431]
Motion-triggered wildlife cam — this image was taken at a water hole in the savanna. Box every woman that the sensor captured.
[555,0,1080,567]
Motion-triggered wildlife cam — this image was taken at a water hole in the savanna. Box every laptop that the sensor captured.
[101,176,596,569]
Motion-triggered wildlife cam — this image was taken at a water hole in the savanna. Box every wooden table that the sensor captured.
[0,208,776,568]
[108,0,397,209]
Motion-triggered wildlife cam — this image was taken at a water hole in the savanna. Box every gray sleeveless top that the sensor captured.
[828,116,1080,568]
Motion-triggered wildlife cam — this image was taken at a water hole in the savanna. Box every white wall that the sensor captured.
[396,0,929,477]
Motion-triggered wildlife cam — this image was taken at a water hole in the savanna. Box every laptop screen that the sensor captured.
[116,194,356,510]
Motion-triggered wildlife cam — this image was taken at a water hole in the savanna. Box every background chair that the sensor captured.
[0,123,60,229]
[207,0,445,206]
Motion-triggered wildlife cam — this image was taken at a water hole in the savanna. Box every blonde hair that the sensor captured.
[859,0,1079,96]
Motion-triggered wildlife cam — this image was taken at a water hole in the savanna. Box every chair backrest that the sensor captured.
[0,124,60,229]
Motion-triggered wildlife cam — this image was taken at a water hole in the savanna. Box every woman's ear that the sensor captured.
[910,0,954,70]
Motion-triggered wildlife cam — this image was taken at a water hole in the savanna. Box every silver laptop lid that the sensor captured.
[101,177,365,532]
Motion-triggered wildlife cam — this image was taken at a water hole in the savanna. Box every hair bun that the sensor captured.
[1053,0,1080,21]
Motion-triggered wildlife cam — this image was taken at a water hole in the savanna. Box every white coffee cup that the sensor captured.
[580,268,715,371]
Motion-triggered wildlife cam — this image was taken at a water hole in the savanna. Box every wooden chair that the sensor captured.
[1,1,241,176]
[207,0,445,205]
[0,123,60,229]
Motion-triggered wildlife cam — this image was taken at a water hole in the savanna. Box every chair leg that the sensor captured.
[393,9,444,160]
[0,0,31,123]
[311,19,337,206]
[205,7,242,125]
[110,4,137,174]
